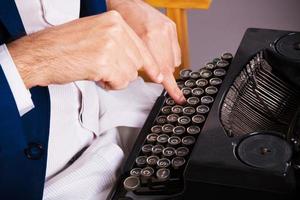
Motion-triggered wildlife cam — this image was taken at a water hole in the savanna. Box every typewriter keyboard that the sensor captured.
[122,52,233,195]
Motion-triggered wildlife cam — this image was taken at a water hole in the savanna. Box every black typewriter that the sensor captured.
[108,28,300,200]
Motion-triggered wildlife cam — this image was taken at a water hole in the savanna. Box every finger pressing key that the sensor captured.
[162,72,186,104]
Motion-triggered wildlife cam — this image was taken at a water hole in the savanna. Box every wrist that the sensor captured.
[7,37,46,89]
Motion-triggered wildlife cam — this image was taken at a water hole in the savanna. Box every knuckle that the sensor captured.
[107,10,122,20]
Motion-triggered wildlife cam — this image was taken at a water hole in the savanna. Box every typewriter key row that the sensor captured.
[123,52,233,193]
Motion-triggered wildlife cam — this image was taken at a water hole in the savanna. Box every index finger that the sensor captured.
[162,72,186,104]
[119,18,164,83]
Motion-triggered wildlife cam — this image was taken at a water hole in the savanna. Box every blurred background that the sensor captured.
[173,0,300,70]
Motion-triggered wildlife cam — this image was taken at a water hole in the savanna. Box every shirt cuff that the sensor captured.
[0,44,34,116]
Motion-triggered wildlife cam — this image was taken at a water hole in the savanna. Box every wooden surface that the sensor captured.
[140,0,212,81]
[145,0,211,9]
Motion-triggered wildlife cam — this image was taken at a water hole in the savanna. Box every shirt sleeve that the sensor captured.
[0,44,34,116]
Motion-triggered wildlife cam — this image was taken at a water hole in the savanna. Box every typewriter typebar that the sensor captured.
[109,28,300,200]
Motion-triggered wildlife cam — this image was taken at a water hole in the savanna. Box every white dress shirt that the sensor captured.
[0,0,163,199]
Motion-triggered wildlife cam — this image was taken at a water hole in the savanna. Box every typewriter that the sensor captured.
[108,28,300,200]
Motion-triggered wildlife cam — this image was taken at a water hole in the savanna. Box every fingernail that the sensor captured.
[156,73,164,83]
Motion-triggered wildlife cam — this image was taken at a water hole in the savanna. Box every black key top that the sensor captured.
[156,168,170,181]
[171,105,183,114]
[209,77,223,86]
[123,176,140,191]
[182,136,196,146]
[175,147,190,157]
[183,106,196,115]
[146,155,159,166]
[192,114,206,124]
[181,87,192,96]
[187,96,200,106]
[199,69,213,79]
[161,106,172,115]
[141,167,155,178]
[201,96,214,104]
[157,158,171,168]
[162,124,175,134]
[162,147,176,158]
[172,157,186,169]
[213,68,227,77]
[166,114,179,124]
[196,105,210,114]
[187,125,201,135]
[168,136,181,146]
[146,133,158,144]
[195,79,208,87]
[142,144,153,155]
[173,126,186,136]
[165,97,176,106]
[136,156,147,167]
[184,79,196,88]
[216,60,229,68]
[130,168,142,176]
[179,69,192,80]
[152,144,164,155]
[189,71,201,79]
[205,86,218,95]
[178,116,191,126]
[157,134,169,145]
[191,87,204,97]
[151,125,162,134]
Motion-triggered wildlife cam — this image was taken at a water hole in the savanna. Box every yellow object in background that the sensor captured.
[140,0,212,81]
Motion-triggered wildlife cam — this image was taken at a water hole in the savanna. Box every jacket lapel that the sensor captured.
[80,0,107,17]
[0,0,26,41]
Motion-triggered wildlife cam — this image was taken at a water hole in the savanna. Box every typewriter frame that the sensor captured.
[109,28,300,200]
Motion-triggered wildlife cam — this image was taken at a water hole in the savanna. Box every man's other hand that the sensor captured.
[108,0,186,104]
[8,11,164,90]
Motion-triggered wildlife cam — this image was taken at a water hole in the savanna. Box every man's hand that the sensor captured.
[107,0,186,104]
[8,11,163,90]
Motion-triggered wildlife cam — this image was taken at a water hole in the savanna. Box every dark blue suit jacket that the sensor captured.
[0,1,106,199]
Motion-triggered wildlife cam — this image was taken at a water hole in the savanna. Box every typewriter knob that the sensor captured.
[236,132,292,170]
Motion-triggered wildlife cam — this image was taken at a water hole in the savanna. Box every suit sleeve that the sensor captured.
[0,44,34,116]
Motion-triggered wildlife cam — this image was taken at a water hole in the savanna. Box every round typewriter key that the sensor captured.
[212,57,222,64]
[136,156,147,167]
[172,157,186,169]
[165,97,176,106]
[176,81,185,89]
[192,114,206,124]
[141,167,154,178]
[168,136,181,146]
[146,155,159,166]
[195,79,208,87]
[221,52,233,62]
[205,86,218,95]
[179,69,192,80]
[216,60,229,68]
[157,134,169,144]
[196,105,210,114]
[183,106,196,115]
[205,62,216,70]
[187,96,200,106]
[151,125,162,133]
[157,158,171,168]
[178,116,191,125]
[161,106,172,115]
[176,147,190,157]
[166,114,179,124]
[152,144,164,155]
[184,79,196,88]
[199,69,213,79]
[146,133,158,144]
[201,96,214,104]
[173,126,186,136]
[130,168,142,176]
[162,147,176,158]
[191,88,204,97]
[156,115,167,124]
[187,125,201,135]
[182,136,196,146]
[189,71,201,79]
[156,168,170,181]
[162,124,175,134]
[209,77,222,86]
[213,68,227,77]
[181,87,192,96]
[123,176,140,191]
[142,144,153,155]
[171,105,183,114]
